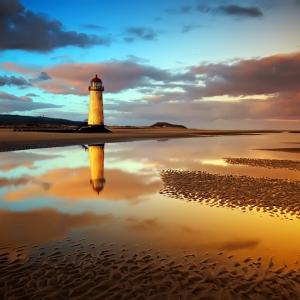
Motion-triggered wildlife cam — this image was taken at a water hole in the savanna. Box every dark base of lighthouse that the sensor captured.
[77,124,111,133]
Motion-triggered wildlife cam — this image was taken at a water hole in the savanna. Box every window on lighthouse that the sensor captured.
[93,82,100,89]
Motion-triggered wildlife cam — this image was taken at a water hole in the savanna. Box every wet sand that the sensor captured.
[257,147,300,153]
[160,170,300,218]
[1,132,300,299]
[0,239,299,300]
[0,128,279,152]
[225,158,300,171]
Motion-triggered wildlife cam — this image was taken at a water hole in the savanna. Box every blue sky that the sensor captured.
[0,0,300,128]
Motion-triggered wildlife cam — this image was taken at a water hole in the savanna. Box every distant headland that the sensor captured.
[0,114,187,131]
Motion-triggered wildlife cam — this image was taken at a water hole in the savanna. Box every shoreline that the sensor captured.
[0,128,283,152]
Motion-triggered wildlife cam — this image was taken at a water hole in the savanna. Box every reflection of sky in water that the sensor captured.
[0,133,300,263]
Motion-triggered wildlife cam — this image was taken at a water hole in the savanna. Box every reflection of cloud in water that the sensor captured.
[0,177,32,187]
[180,225,200,234]
[0,152,60,172]
[126,217,161,231]
[0,177,52,190]
[0,208,112,250]
[4,168,160,203]
[109,134,300,171]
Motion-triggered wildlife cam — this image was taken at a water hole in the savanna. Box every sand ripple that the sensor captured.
[0,241,299,299]
[225,158,300,171]
[160,169,300,218]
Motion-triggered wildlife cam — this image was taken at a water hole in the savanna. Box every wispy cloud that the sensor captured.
[181,24,203,33]
[81,24,105,31]
[0,75,30,87]
[217,5,263,17]
[167,3,263,18]
[0,91,62,113]
[123,27,159,43]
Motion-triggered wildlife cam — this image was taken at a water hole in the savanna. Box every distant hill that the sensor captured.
[150,122,187,129]
[0,114,83,127]
[0,115,187,130]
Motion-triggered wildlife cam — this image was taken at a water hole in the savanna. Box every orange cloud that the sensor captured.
[3,52,300,127]
[1,60,176,95]
[189,52,300,98]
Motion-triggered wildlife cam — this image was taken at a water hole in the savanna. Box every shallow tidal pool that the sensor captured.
[0,133,300,299]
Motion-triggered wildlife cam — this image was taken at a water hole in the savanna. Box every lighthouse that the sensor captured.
[88,74,104,127]
[79,74,110,132]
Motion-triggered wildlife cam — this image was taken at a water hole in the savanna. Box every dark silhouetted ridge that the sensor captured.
[150,122,187,129]
[0,114,83,126]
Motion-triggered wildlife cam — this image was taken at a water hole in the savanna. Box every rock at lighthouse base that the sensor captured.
[77,125,111,133]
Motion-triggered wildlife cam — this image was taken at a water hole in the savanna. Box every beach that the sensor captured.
[0,128,282,152]
[1,132,300,299]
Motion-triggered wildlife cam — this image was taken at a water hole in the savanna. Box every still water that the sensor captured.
[1,132,300,267]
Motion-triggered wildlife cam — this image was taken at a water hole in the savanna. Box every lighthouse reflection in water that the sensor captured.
[88,144,105,194]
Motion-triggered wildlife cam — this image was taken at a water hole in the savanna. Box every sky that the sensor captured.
[0,0,300,129]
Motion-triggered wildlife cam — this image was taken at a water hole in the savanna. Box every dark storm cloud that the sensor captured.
[0,91,62,113]
[0,75,30,87]
[124,27,158,43]
[0,0,110,52]
[218,5,263,17]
